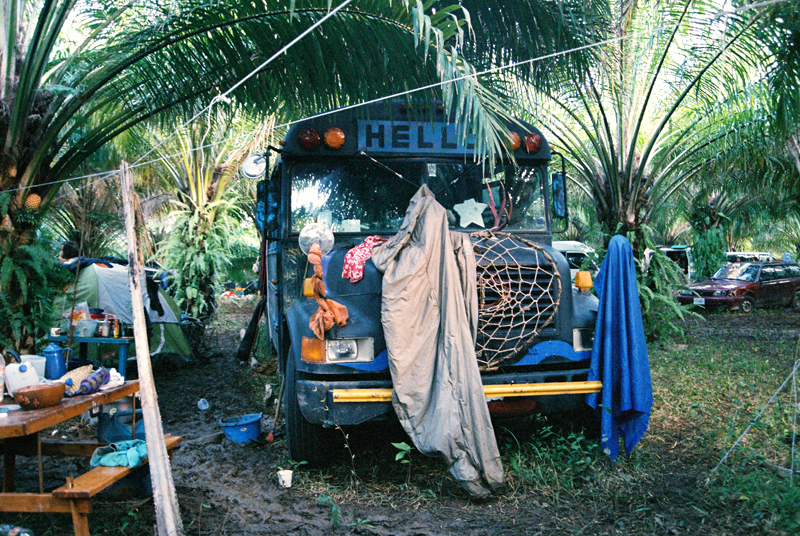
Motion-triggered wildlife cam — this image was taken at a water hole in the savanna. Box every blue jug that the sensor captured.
[43,342,71,380]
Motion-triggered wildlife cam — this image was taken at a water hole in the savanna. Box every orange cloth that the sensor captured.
[307,244,348,339]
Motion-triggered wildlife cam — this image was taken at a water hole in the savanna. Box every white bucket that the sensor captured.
[277,469,293,488]
[20,355,46,378]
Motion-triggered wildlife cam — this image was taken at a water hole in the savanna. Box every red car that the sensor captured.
[677,261,800,313]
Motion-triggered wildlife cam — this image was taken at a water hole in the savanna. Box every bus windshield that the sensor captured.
[290,160,548,234]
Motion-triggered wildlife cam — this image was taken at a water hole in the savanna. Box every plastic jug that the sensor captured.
[43,342,71,380]
[5,363,40,396]
[20,354,46,378]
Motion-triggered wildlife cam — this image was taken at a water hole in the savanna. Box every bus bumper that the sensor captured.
[296,372,602,427]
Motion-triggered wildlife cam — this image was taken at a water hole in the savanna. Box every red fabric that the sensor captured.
[342,235,387,282]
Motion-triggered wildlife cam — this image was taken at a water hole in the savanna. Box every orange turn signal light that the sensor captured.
[324,127,345,149]
[301,336,326,363]
[575,270,593,292]
[303,278,314,298]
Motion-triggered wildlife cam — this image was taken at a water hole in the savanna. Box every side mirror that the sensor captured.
[241,153,269,179]
[552,172,567,219]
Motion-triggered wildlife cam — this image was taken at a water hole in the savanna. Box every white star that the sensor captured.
[453,198,488,228]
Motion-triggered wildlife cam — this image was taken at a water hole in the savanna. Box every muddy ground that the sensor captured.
[5,306,800,535]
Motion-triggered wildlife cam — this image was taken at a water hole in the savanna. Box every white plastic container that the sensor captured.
[20,355,46,379]
[5,363,40,396]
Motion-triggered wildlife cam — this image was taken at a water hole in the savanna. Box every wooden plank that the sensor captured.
[0,492,91,513]
[120,159,184,536]
[0,381,139,438]
[5,439,113,458]
[52,434,182,499]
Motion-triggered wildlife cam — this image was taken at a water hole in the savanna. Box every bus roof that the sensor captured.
[280,100,551,162]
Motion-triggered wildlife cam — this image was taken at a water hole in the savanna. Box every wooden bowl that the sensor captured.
[13,382,66,410]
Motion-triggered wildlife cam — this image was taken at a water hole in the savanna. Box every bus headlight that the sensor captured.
[327,338,374,363]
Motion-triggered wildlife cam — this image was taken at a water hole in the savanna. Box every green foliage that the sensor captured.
[632,227,698,343]
[688,201,729,282]
[691,226,728,282]
[392,441,414,464]
[503,424,605,490]
[0,236,72,352]
[315,494,341,529]
[159,200,242,320]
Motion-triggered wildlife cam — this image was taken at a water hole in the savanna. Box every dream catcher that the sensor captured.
[471,231,562,369]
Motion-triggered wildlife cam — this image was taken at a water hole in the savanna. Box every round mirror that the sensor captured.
[298,223,334,256]
[241,153,268,178]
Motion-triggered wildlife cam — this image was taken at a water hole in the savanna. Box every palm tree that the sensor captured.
[516,0,797,254]
[0,0,607,349]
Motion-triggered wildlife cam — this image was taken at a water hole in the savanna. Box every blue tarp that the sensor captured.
[586,235,653,460]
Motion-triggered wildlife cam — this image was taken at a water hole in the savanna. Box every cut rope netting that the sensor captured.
[471,231,562,369]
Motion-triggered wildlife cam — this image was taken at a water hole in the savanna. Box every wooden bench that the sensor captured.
[50,434,182,536]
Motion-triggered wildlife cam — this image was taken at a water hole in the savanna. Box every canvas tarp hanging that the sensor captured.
[53,263,192,362]
[371,185,504,499]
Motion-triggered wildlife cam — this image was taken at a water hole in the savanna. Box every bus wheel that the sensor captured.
[285,349,334,465]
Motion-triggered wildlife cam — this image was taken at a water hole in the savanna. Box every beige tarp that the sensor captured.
[371,185,504,498]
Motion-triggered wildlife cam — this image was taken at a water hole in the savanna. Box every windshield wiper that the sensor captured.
[357,151,419,189]
[432,162,482,195]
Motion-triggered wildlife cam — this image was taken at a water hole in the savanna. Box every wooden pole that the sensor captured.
[120,161,184,536]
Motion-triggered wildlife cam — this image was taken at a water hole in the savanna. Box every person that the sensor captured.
[58,241,80,265]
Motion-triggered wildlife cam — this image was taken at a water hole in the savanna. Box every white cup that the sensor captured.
[277,469,293,488]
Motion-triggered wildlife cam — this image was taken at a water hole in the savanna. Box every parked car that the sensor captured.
[644,245,695,281]
[726,251,776,263]
[552,240,598,282]
[677,261,800,313]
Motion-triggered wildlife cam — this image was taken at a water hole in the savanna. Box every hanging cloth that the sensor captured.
[342,235,387,282]
[586,235,653,460]
[371,185,504,499]
[308,243,348,339]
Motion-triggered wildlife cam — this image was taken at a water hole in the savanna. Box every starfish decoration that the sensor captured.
[453,198,488,228]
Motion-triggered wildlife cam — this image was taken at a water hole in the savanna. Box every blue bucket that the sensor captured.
[219,413,262,444]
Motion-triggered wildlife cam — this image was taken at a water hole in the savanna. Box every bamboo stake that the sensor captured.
[120,161,184,536]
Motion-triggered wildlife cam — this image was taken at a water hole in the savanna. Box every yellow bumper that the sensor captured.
[331,380,602,403]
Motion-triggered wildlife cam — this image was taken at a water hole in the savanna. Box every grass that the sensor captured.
[284,311,800,535]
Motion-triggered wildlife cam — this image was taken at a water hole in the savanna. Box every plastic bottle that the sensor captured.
[113,319,120,338]
[5,363,39,396]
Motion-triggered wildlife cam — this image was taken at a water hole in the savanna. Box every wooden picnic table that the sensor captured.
[0,381,181,535]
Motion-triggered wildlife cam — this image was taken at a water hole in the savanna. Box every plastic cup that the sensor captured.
[277,469,293,488]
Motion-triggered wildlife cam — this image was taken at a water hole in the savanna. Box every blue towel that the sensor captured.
[90,439,147,468]
[586,235,653,461]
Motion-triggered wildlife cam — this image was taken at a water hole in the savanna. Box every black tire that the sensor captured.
[793,291,800,310]
[740,296,756,314]
[284,349,334,465]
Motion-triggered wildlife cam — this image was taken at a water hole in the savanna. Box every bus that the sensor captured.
[254,101,599,463]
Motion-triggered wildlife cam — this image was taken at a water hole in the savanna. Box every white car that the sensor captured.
[552,241,598,282]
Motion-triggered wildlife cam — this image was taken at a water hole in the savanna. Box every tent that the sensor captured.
[53,263,193,366]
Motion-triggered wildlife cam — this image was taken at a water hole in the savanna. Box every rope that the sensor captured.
[714,339,800,473]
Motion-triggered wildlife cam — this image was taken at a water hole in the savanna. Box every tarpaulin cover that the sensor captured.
[371,185,503,498]
[586,235,653,460]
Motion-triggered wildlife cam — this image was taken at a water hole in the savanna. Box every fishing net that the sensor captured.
[471,231,562,369]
